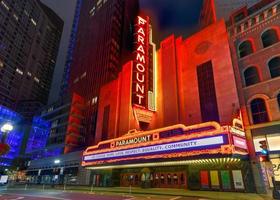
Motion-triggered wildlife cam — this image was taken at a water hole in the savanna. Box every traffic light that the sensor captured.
[259,140,269,162]
[259,140,268,155]
[259,155,268,162]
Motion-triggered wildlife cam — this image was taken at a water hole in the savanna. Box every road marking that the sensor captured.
[169,197,182,200]
[11,197,25,200]
[124,198,135,200]
[0,193,70,200]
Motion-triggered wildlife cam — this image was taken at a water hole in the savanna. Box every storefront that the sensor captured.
[26,151,91,185]
[82,122,255,192]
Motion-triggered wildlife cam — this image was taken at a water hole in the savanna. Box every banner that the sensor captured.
[232,170,244,190]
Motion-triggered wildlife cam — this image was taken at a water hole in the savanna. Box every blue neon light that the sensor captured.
[60,0,82,95]
[0,105,24,166]
[25,116,51,154]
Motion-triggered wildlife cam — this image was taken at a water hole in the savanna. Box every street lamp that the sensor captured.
[54,159,60,164]
[1,123,13,143]
[1,123,13,133]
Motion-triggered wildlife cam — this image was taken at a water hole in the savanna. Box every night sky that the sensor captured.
[42,0,203,103]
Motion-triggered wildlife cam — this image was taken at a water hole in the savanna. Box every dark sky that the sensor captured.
[140,0,203,45]
[42,0,203,103]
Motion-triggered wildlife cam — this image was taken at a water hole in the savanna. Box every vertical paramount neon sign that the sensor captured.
[132,15,149,108]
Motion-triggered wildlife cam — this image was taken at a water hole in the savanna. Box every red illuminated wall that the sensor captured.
[95,20,241,143]
[95,62,135,143]
[158,20,240,126]
[64,93,85,153]
[199,0,216,28]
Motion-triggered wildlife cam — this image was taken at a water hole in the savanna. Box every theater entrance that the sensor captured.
[119,167,187,189]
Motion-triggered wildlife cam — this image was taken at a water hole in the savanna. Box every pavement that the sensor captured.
[0,184,275,200]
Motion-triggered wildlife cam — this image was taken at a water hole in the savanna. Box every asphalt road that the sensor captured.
[0,188,210,200]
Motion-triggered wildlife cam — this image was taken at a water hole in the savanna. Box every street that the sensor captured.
[0,188,209,200]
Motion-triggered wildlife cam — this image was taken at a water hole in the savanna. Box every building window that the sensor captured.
[278,93,280,109]
[251,17,256,26]
[197,60,220,123]
[250,98,269,124]
[244,67,260,86]
[268,57,280,78]
[259,13,264,22]
[238,40,253,58]
[261,29,279,48]
[101,105,110,141]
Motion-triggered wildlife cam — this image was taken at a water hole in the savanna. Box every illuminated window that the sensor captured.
[89,6,95,17]
[16,68,23,75]
[1,1,9,10]
[261,29,279,48]
[197,60,220,123]
[13,14,18,21]
[238,40,253,58]
[244,67,260,86]
[80,72,87,79]
[74,77,79,83]
[31,18,37,26]
[268,57,280,78]
[0,60,3,68]
[250,98,269,124]
[34,77,39,83]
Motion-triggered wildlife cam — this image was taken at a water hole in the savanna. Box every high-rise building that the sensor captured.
[60,0,82,96]
[227,0,280,193]
[199,0,261,28]
[0,0,63,117]
[68,0,139,145]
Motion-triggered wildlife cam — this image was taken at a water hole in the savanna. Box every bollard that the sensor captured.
[43,184,45,191]
[129,184,132,194]
[90,181,94,193]
[63,183,66,192]
[24,184,27,190]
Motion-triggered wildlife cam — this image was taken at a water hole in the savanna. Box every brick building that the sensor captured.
[227,0,280,193]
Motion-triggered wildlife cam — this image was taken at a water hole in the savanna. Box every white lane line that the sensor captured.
[124,198,135,200]
[169,197,182,200]
[11,197,25,200]
[0,193,70,200]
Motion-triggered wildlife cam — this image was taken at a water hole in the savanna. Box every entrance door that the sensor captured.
[152,171,187,188]
[120,173,140,187]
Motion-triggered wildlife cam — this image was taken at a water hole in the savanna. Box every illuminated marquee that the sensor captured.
[84,135,226,162]
[132,15,150,107]
[82,122,248,168]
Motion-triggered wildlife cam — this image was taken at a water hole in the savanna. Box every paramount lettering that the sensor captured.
[132,15,149,107]
[115,135,152,147]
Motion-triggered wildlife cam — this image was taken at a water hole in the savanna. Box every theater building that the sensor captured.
[82,15,256,192]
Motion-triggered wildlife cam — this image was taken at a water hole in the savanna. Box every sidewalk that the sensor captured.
[8,184,274,200]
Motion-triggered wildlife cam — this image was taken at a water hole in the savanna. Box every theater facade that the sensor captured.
[82,15,256,192]
[83,122,254,191]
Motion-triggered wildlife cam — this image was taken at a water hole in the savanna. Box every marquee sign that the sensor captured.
[132,15,150,108]
[84,135,226,162]
[82,122,248,168]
